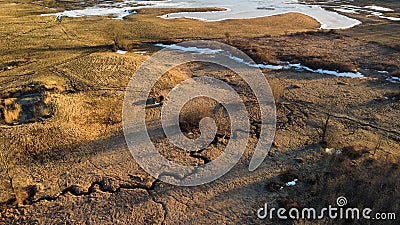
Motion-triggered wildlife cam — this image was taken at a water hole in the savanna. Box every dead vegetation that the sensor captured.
[37,0,137,11]
[269,79,286,104]
[386,91,400,101]
[178,97,218,135]
[146,66,231,137]
[295,57,357,73]
[309,150,399,224]
[110,23,133,52]
[0,83,58,125]
[242,45,279,65]
[0,0,399,223]
[229,29,400,76]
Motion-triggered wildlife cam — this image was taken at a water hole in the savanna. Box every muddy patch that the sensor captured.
[0,83,57,125]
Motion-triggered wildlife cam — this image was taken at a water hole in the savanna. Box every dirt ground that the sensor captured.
[0,0,399,224]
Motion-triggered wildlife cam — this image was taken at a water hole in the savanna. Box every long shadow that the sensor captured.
[148,141,399,224]
[0,44,113,57]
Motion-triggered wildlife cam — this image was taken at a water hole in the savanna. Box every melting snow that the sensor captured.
[41,1,179,20]
[334,8,360,14]
[134,51,147,54]
[116,50,128,54]
[40,0,362,29]
[227,54,284,70]
[154,43,223,54]
[286,179,298,187]
[285,63,364,78]
[331,4,399,22]
[377,70,390,74]
[365,6,394,12]
[325,148,343,155]
[387,76,400,83]
[155,43,365,78]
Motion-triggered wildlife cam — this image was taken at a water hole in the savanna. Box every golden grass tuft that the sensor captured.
[2,99,22,124]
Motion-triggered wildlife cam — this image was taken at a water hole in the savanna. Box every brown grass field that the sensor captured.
[0,0,399,224]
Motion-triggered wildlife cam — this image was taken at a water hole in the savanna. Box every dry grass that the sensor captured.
[2,99,22,124]
[383,12,400,18]
[110,23,133,51]
[149,68,191,96]
[308,151,400,224]
[179,97,218,134]
[269,79,285,103]
[323,126,342,149]
[0,1,398,223]
[0,83,55,125]
[300,58,357,72]
[251,49,278,65]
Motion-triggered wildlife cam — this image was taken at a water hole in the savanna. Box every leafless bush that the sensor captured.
[179,97,217,134]
[111,24,132,51]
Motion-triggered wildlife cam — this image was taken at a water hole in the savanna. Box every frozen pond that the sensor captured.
[41,0,364,29]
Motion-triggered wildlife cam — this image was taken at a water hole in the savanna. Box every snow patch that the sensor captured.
[334,8,359,14]
[365,6,394,12]
[116,50,128,55]
[286,179,298,187]
[285,63,364,78]
[377,70,389,74]
[154,43,223,54]
[325,148,343,155]
[387,76,400,83]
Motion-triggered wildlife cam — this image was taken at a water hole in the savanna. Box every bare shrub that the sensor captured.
[323,127,342,149]
[223,32,232,44]
[111,23,132,51]
[1,95,53,125]
[179,97,217,134]
[341,145,367,160]
[390,70,400,76]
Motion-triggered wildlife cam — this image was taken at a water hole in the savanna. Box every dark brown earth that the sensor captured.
[1,0,399,224]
